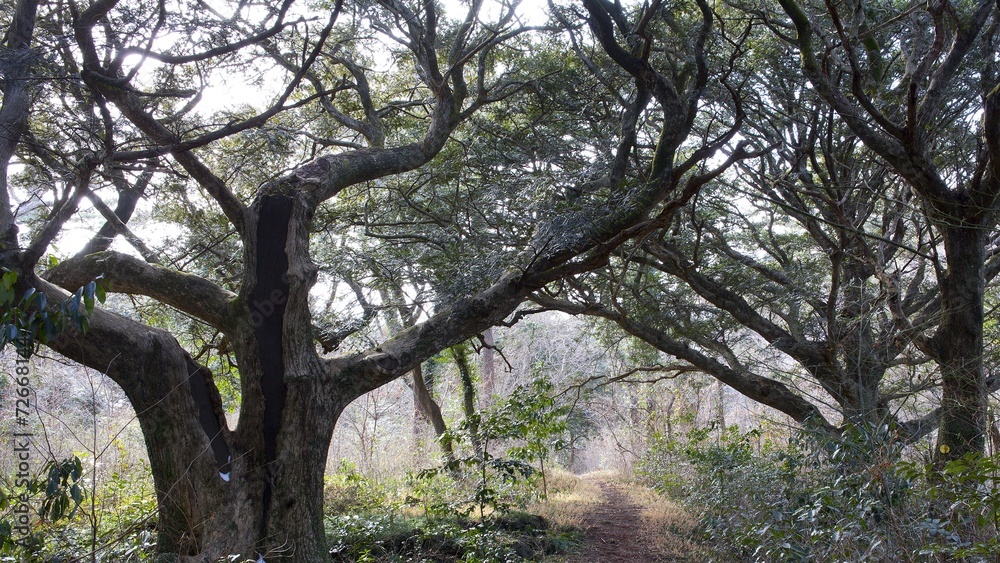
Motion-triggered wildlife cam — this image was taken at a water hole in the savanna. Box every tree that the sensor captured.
[1,0,747,559]
[537,1,1000,459]
[531,5,848,433]
[771,0,1000,461]
[536,124,953,442]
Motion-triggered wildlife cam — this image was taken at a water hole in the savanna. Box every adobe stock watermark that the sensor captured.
[9,332,35,539]
[248,273,290,328]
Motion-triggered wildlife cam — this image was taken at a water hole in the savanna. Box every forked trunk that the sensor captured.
[135,373,340,562]
[129,193,345,561]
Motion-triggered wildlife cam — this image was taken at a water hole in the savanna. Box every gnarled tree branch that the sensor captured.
[45,251,235,330]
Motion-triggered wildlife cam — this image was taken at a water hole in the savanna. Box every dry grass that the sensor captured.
[624,484,706,561]
[528,469,607,528]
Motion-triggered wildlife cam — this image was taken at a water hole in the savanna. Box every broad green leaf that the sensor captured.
[95,280,106,303]
[83,281,96,312]
[3,324,18,343]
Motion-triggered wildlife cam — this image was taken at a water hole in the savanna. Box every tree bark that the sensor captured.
[46,191,344,561]
[452,343,483,458]
[933,225,988,459]
[412,364,455,462]
[837,259,889,427]
[35,285,241,558]
[480,327,496,399]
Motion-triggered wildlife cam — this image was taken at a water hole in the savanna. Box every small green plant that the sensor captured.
[33,457,85,523]
[1,272,108,560]
[324,510,551,562]
[0,456,87,561]
[499,378,568,499]
[326,512,408,561]
[417,377,568,520]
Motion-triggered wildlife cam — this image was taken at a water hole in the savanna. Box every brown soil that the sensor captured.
[563,481,680,563]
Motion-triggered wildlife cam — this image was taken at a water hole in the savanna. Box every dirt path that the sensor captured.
[563,481,682,563]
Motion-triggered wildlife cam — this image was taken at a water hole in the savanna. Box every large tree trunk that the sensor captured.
[934,225,988,460]
[36,299,248,558]
[140,374,342,562]
[223,193,342,560]
[42,192,347,561]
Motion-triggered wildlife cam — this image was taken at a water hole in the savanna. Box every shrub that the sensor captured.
[415,378,568,520]
[325,460,397,514]
[640,422,1000,562]
[900,453,1000,559]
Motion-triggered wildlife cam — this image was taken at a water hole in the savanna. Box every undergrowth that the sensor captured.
[639,423,1000,562]
[1,459,575,562]
[323,461,575,562]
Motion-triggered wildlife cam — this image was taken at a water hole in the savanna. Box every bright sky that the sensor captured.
[17,1,554,260]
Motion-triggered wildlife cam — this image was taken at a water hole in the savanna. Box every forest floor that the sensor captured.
[532,471,705,562]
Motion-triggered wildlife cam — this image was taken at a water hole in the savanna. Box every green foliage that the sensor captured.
[325,460,397,514]
[326,512,412,562]
[899,453,1000,559]
[643,422,1000,561]
[32,457,85,523]
[0,270,106,352]
[323,460,561,562]
[417,378,569,520]
[0,458,157,562]
[0,457,85,560]
[325,512,550,563]
[486,378,568,483]
[0,272,109,559]
[0,528,44,561]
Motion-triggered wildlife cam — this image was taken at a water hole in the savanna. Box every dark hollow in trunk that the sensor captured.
[250,194,294,546]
